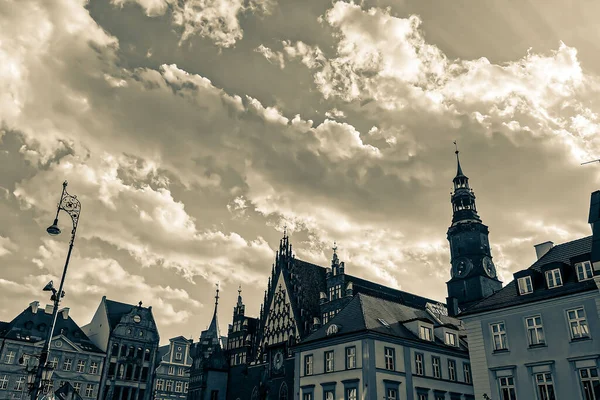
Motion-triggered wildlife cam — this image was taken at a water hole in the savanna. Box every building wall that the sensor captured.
[203,371,227,400]
[82,305,111,353]
[154,338,192,400]
[463,290,600,400]
[0,338,104,400]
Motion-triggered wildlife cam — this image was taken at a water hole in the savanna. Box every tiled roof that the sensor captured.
[157,344,170,361]
[0,305,104,353]
[346,274,435,308]
[461,236,596,316]
[104,298,137,330]
[302,293,466,352]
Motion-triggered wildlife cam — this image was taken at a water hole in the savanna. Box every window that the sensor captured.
[76,360,86,372]
[302,393,313,400]
[419,325,433,341]
[448,360,456,381]
[567,307,590,339]
[345,388,357,400]
[324,390,334,400]
[579,368,599,400]
[175,352,182,361]
[491,322,508,350]
[535,373,555,400]
[545,269,562,288]
[168,366,175,375]
[345,347,356,369]
[386,388,397,400]
[175,382,183,393]
[156,379,164,390]
[89,361,98,374]
[49,357,59,369]
[184,382,188,393]
[464,363,472,384]
[3,351,14,364]
[166,381,173,391]
[417,394,427,400]
[414,353,424,375]
[85,384,94,398]
[0,375,8,389]
[73,383,81,393]
[525,316,545,346]
[210,390,219,400]
[384,347,395,370]
[304,355,313,376]
[576,261,594,281]
[325,351,334,373]
[377,318,390,327]
[63,358,72,371]
[498,377,517,400]
[518,276,533,294]
[280,383,288,400]
[15,377,24,391]
[178,367,185,376]
[432,356,441,378]
[445,331,457,346]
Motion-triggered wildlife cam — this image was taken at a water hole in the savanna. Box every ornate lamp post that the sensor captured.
[30,181,81,400]
[20,354,54,397]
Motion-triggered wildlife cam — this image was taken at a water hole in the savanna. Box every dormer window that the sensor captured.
[418,324,433,341]
[517,276,533,295]
[545,269,562,289]
[575,261,593,281]
[445,331,458,346]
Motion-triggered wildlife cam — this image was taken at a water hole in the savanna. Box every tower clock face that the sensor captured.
[272,349,284,373]
[483,256,497,278]
[453,257,473,278]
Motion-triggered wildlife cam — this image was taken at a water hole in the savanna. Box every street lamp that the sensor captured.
[20,354,54,395]
[30,181,81,400]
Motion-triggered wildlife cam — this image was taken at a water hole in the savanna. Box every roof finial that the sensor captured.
[215,282,220,307]
[332,241,338,254]
[453,140,464,177]
[238,285,242,297]
[283,224,288,239]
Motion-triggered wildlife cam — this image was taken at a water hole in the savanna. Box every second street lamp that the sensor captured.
[30,181,81,400]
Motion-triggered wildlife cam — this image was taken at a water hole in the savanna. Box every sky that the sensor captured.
[1,0,600,345]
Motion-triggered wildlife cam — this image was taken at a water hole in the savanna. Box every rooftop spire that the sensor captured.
[331,241,339,265]
[454,140,464,177]
[201,283,221,343]
[237,285,243,305]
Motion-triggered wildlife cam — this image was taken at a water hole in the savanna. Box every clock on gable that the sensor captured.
[269,346,286,377]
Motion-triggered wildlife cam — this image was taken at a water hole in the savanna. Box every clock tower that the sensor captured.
[446,144,502,315]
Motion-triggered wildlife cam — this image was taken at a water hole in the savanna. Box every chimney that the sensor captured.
[60,308,70,320]
[588,190,600,271]
[319,292,327,305]
[534,241,554,260]
[446,297,459,317]
[44,304,54,314]
[29,301,40,314]
[312,317,321,332]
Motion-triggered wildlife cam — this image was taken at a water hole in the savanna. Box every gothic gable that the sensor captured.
[260,272,300,349]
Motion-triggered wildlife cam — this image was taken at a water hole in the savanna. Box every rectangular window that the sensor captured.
[386,388,397,400]
[325,351,334,373]
[576,261,594,281]
[567,307,590,339]
[166,381,173,391]
[535,373,555,400]
[178,367,184,376]
[525,316,545,346]
[210,390,218,400]
[417,395,427,400]
[518,276,533,294]
[168,366,175,375]
[0,375,8,390]
[335,285,342,299]
[445,331,457,346]
[73,383,81,393]
[414,353,424,376]
[85,384,94,398]
[329,286,335,301]
[448,359,456,381]
[345,347,356,369]
[303,393,313,400]
[345,388,357,400]
[184,382,188,393]
[3,351,14,364]
[49,357,59,369]
[89,361,98,374]
[175,352,182,361]
[322,313,328,324]
[432,356,441,378]
[175,382,183,393]
[14,377,24,391]
[63,358,72,371]
[76,360,86,372]
[156,379,164,390]
[324,390,334,400]
[546,269,562,288]
[579,368,599,400]
[499,377,517,400]
[491,322,508,350]
[384,347,395,370]
[419,325,433,341]
[304,354,313,376]
[464,363,472,384]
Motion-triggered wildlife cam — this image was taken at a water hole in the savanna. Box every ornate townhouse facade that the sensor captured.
[0,301,105,400]
[459,190,600,400]
[82,297,160,400]
[154,336,193,400]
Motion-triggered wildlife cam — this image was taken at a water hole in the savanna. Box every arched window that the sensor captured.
[251,387,258,400]
[279,382,288,400]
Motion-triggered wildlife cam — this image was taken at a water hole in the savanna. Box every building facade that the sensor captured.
[459,190,600,400]
[154,336,193,400]
[0,301,105,400]
[82,297,160,400]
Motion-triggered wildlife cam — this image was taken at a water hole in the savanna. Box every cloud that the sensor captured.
[0,236,17,257]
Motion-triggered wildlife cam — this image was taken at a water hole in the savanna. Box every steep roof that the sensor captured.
[346,274,435,309]
[1,304,103,353]
[104,298,137,331]
[302,293,466,352]
[461,236,596,316]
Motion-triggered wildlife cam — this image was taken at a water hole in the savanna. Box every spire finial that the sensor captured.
[215,282,220,307]
[453,140,464,177]
[238,285,242,297]
[332,241,338,254]
[283,224,287,238]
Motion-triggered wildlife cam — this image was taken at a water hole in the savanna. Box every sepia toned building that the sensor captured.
[154,336,193,400]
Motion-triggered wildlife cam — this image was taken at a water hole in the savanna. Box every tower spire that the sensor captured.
[201,282,221,344]
[454,140,464,177]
